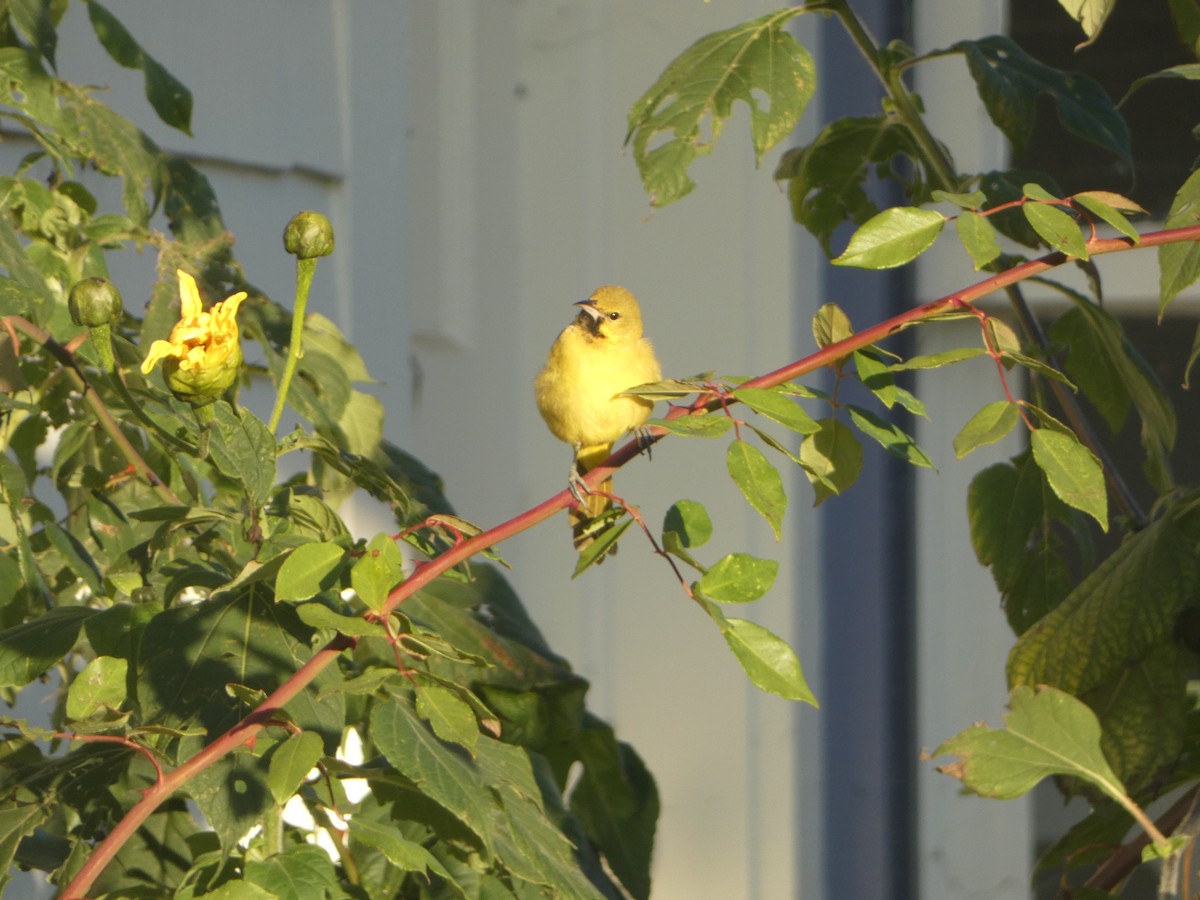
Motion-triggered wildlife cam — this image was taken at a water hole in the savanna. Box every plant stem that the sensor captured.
[4,316,182,507]
[825,0,1146,526]
[268,257,317,433]
[58,224,1200,898]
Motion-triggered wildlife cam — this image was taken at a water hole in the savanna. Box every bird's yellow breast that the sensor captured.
[535,322,661,451]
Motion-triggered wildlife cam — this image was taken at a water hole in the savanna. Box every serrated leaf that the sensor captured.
[350,532,405,612]
[732,387,820,434]
[934,685,1127,802]
[417,682,479,754]
[1159,168,1200,317]
[267,730,323,804]
[719,617,816,704]
[139,595,345,752]
[626,8,813,207]
[275,542,346,603]
[645,413,731,438]
[954,401,1020,458]
[207,402,277,508]
[1023,201,1089,259]
[727,439,786,539]
[1030,429,1107,530]
[348,818,456,883]
[847,406,934,468]
[955,209,1002,270]
[799,418,863,504]
[832,206,945,269]
[244,844,340,900]
[948,36,1130,160]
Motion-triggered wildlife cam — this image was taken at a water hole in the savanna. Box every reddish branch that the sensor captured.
[61,223,1200,899]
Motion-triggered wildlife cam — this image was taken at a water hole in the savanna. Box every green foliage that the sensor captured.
[0,6,660,898]
[625,0,1200,893]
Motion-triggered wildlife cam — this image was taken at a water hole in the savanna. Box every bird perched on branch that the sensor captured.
[535,285,662,554]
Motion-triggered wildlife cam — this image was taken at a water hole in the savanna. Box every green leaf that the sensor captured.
[889,346,988,371]
[0,804,50,894]
[9,0,58,66]
[267,730,323,804]
[726,439,786,540]
[207,402,277,508]
[662,499,713,549]
[732,387,820,434]
[416,682,480,754]
[139,595,345,752]
[275,542,346,603]
[1055,0,1118,47]
[1023,201,1089,259]
[244,844,340,900]
[1071,191,1142,242]
[370,697,497,856]
[1049,297,1175,475]
[186,738,273,851]
[626,8,813,206]
[695,553,778,603]
[87,1,193,134]
[812,302,854,347]
[953,401,1020,458]
[1159,167,1200,317]
[846,406,934,468]
[948,36,1130,161]
[0,606,96,688]
[65,656,127,720]
[719,617,816,704]
[934,685,1127,802]
[799,418,864,504]
[646,413,731,438]
[1029,429,1107,530]
[832,206,945,269]
[1008,501,1200,697]
[1185,322,1200,389]
[350,532,405,612]
[295,602,387,638]
[774,114,925,255]
[348,818,457,883]
[567,720,658,900]
[572,515,634,578]
[955,209,1002,270]
[1122,63,1200,104]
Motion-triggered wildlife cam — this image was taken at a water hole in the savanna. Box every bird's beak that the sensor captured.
[574,299,603,322]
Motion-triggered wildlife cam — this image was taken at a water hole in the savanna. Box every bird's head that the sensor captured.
[574,285,645,341]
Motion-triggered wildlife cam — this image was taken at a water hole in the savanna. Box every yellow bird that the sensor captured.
[535,285,662,552]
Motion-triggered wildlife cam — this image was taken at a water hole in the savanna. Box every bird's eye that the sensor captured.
[608,311,620,321]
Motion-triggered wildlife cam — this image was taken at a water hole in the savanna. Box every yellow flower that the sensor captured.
[141,270,247,404]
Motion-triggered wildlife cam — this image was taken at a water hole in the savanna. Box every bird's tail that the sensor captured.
[571,443,615,555]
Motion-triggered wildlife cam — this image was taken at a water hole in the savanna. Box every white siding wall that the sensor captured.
[50,2,819,897]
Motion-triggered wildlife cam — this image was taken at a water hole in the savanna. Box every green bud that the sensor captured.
[162,341,244,408]
[283,211,335,259]
[68,277,124,328]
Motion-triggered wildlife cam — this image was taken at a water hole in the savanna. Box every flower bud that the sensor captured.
[68,278,124,328]
[283,211,335,259]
